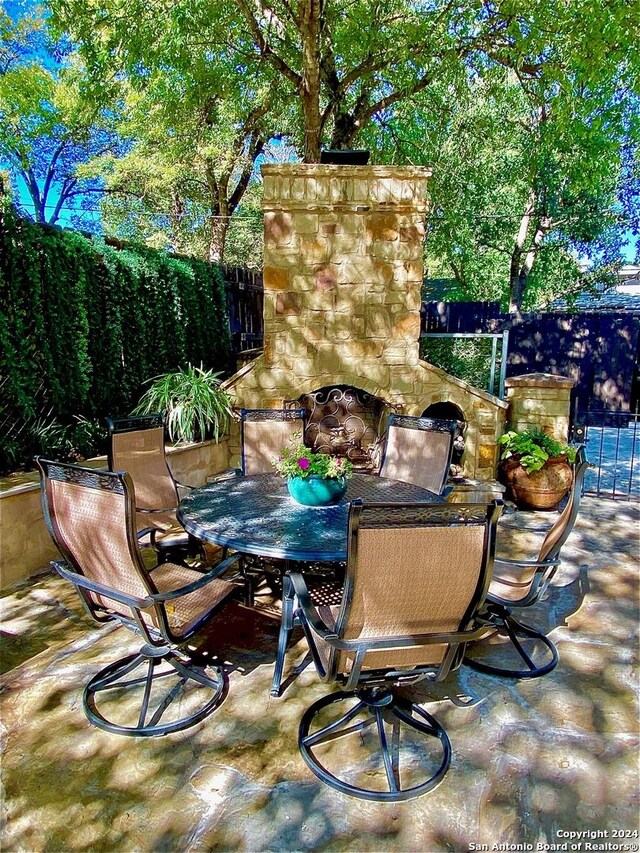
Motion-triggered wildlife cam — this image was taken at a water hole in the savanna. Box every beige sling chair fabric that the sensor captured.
[292,501,501,686]
[464,448,589,680]
[108,420,180,532]
[379,415,457,495]
[311,503,498,680]
[488,446,589,607]
[241,409,306,475]
[290,500,502,802]
[42,463,233,637]
[105,414,210,567]
[37,458,240,736]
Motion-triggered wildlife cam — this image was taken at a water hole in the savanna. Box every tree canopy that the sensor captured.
[0,4,119,229]
[2,0,637,307]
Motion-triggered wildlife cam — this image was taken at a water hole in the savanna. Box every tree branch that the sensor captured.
[234,0,302,89]
[229,136,265,212]
[50,176,78,223]
[41,140,68,208]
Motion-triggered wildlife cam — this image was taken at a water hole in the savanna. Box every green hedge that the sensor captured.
[0,199,231,472]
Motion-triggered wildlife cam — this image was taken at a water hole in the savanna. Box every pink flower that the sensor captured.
[336,457,344,466]
[297,457,310,470]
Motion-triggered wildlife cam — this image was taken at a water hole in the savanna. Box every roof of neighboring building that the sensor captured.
[423,267,640,312]
[421,278,460,301]
[548,280,640,312]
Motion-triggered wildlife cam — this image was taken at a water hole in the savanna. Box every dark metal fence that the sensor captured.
[421,301,502,333]
[222,277,640,419]
[422,302,640,415]
[223,266,264,355]
[571,406,640,500]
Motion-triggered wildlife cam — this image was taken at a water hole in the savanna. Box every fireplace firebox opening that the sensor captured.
[422,402,466,476]
[291,385,397,471]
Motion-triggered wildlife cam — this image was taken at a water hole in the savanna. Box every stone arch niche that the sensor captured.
[223,163,508,480]
[422,401,466,472]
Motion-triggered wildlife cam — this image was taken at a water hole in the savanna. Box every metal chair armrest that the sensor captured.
[206,468,242,483]
[289,572,489,652]
[137,526,156,539]
[137,506,178,515]
[52,560,154,609]
[288,571,340,641]
[149,552,244,602]
[328,625,490,653]
[494,556,559,569]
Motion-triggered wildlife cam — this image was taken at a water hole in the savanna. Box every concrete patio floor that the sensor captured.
[1,496,639,853]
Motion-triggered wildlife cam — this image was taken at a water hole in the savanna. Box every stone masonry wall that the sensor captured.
[505,373,575,441]
[225,164,508,480]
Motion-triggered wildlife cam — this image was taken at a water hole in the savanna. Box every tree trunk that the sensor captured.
[300,0,323,162]
[508,190,536,313]
[170,190,186,254]
[208,216,229,264]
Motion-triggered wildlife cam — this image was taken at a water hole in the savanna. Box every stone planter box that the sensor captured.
[0,438,229,590]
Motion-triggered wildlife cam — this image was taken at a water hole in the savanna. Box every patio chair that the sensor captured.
[465,446,590,678]
[240,407,306,475]
[36,457,242,737]
[106,413,200,565]
[231,407,308,594]
[378,414,457,495]
[288,498,503,801]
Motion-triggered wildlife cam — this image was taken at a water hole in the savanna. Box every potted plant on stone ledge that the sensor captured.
[498,427,577,509]
[133,364,233,444]
[273,438,354,506]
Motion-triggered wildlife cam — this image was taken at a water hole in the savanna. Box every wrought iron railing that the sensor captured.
[571,406,640,500]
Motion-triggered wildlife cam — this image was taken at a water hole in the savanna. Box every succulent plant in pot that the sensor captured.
[498,427,577,510]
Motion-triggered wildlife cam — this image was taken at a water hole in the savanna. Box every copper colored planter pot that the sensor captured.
[500,456,573,510]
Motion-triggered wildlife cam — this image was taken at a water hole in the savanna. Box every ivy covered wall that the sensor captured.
[0,199,231,472]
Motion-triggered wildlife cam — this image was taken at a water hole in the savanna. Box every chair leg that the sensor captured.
[298,688,451,801]
[83,643,227,737]
[464,603,559,679]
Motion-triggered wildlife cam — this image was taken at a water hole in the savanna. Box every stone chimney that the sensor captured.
[260,164,431,381]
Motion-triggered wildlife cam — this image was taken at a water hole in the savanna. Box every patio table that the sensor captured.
[177,472,444,563]
[178,472,444,695]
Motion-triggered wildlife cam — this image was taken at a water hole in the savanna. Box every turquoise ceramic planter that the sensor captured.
[287,475,348,507]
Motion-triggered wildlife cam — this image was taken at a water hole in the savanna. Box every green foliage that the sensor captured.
[499,428,577,474]
[0,6,118,230]
[420,337,500,394]
[273,439,354,481]
[43,0,637,293]
[133,364,233,444]
[367,57,637,310]
[0,199,232,472]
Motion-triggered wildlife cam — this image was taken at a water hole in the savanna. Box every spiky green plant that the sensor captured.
[133,364,232,444]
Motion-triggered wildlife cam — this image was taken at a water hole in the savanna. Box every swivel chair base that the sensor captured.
[464,603,558,679]
[299,688,451,801]
[83,643,226,737]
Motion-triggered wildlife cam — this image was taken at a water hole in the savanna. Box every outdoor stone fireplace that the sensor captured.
[291,384,393,470]
[224,164,507,480]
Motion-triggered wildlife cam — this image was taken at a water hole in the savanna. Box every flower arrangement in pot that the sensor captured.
[273,439,354,506]
[498,427,577,510]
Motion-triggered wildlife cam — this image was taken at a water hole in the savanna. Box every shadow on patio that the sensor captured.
[1,496,638,853]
